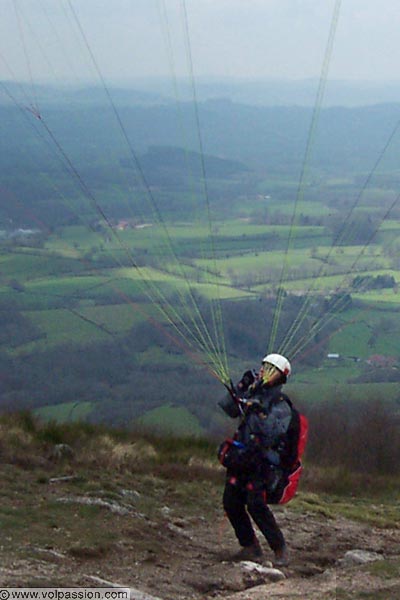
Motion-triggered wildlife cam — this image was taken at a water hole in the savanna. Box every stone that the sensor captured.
[240,560,286,582]
[340,549,384,566]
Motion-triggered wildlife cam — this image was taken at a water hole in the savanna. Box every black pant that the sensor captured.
[223,474,286,552]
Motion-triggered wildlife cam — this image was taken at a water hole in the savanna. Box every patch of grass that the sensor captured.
[35,402,94,423]
[328,320,372,358]
[136,405,204,437]
[366,557,400,579]
[291,492,336,519]
[21,310,111,350]
[159,479,221,514]
[0,510,32,532]
[335,502,399,529]
[0,252,82,280]
[290,381,400,405]
[27,275,109,297]
[293,487,400,528]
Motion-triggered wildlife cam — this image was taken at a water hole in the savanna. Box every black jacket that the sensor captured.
[239,384,293,467]
[220,381,297,470]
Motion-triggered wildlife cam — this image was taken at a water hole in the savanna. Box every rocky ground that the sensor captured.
[0,462,399,600]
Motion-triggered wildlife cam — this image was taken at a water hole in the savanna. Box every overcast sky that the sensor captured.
[1,0,400,86]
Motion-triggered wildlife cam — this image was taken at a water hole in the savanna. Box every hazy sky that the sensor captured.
[1,0,400,85]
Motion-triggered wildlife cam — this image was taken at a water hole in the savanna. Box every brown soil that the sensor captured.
[0,467,399,600]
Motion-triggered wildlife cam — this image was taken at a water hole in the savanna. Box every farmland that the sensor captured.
[1,181,399,431]
[1,96,400,431]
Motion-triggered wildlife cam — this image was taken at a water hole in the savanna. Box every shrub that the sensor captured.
[306,398,400,476]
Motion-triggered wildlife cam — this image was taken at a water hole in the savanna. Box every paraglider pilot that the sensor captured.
[218,353,297,567]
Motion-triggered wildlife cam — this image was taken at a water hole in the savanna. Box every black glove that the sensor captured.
[237,369,256,392]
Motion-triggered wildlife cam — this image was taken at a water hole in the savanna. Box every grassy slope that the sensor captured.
[0,416,399,598]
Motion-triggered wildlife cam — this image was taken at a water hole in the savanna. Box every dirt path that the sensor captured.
[1,497,399,600]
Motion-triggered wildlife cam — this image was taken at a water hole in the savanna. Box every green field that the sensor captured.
[3,181,400,428]
[35,401,94,422]
[136,405,204,436]
[5,217,400,361]
[291,381,400,409]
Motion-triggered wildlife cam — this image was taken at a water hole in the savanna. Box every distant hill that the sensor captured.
[134,77,400,107]
[2,85,400,227]
[0,81,171,107]
[4,78,400,107]
[2,97,400,176]
[137,145,250,182]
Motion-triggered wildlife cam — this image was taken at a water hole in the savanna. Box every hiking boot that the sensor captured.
[273,545,289,567]
[232,539,263,562]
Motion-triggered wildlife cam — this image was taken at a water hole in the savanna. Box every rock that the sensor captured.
[86,575,163,600]
[50,444,74,461]
[184,564,245,594]
[340,549,385,566]
[120,489,141,500]
[166,522,193,539]
[240,560,286,582]
[49,475,79,484]
[240,559,273,570]
[29,547,66,561]
[56,495,133,516]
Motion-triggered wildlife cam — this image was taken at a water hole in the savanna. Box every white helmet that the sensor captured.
[262,353,291,377]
